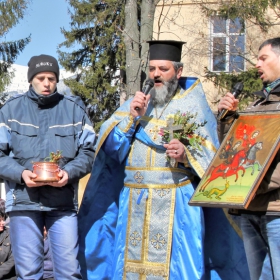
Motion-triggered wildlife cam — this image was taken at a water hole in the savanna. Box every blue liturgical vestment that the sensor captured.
[78,77,250,280]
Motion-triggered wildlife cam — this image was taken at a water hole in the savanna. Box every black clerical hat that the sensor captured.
[148,40,186,62]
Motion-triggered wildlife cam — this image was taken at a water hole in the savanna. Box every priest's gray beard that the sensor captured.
[150,75,178,106]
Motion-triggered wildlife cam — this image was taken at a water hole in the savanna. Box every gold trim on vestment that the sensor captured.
[125,166,188,172]
[125,263,168,277]
[128,142,134,166]
[146,146,153,167]
[150,147,156,167]
[123,188,135,280]
[145,189,153,270]
[166,188,176,279]
[196,134,217,153]
[124,187,176,279]
[141,116,166,126]
[173,78,200,99]
[95,120,120,157]
[114,111,130,118]
[184,147,205,178]
[124,114,134,133]
[124,180,190,189]
[184,138,217,178]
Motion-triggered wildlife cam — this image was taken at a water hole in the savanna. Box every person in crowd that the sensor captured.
[0,199,9,228]
[78,40,248,279]
[0,199,5,213]
[0,54,95,279]
[217,37,280,280]
[0,211,16,280]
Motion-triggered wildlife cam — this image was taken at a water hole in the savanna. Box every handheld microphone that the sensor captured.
[135,79,154,111]
[217,82,244,120]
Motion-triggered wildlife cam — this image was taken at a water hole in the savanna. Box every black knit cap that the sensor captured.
[148,40,186,62]
[27,54,59,82]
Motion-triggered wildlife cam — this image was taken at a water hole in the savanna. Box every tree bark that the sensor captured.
[124,0,141,99]
[124,0,160,100]
[140,0,160,84]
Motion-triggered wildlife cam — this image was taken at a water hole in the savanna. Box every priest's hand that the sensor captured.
[130,91,151,118]
[164,139,186,163]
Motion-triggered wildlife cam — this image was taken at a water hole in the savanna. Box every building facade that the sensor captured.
[154,0,280,110]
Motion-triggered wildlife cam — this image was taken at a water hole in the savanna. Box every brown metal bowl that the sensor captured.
[32,162,60,182]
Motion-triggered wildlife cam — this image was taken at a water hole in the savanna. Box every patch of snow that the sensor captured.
[4,64,74,94]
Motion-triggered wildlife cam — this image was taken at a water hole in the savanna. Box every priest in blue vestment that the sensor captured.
[78,40,249,280]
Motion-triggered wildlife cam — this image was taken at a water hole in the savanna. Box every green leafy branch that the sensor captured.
[159,111,207,151]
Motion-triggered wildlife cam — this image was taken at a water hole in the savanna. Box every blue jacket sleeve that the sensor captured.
[63,113,96,183]
[0,111,26,184]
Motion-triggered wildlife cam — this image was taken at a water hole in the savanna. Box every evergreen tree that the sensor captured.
[59,0,159,131]
[58,0,126,131]
[201,0,280,33]
[0,0,30,94]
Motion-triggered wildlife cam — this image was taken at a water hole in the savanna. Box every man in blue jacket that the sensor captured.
[0,54,95,279]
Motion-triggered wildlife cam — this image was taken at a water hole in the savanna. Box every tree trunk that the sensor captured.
[124,0,141,99]
[140,0,160,83]
[124,0,160,100]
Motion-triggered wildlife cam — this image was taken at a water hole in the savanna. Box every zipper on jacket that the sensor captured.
[12,192,16,206]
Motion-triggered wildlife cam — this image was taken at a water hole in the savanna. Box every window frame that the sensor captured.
[209,16,246,73]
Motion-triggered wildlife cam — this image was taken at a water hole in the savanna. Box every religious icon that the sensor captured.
[189,111,280,209]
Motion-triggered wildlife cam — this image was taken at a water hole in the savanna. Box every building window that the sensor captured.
[210,16,245,72]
